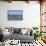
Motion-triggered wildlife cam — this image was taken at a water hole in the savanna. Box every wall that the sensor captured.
[0,1,40,28]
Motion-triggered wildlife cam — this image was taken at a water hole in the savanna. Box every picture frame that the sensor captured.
[8,10,23,20]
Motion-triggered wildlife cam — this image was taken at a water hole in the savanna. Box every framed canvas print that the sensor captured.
[8,10,23,20]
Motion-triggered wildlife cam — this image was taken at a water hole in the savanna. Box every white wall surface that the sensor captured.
[0,1,40,28]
